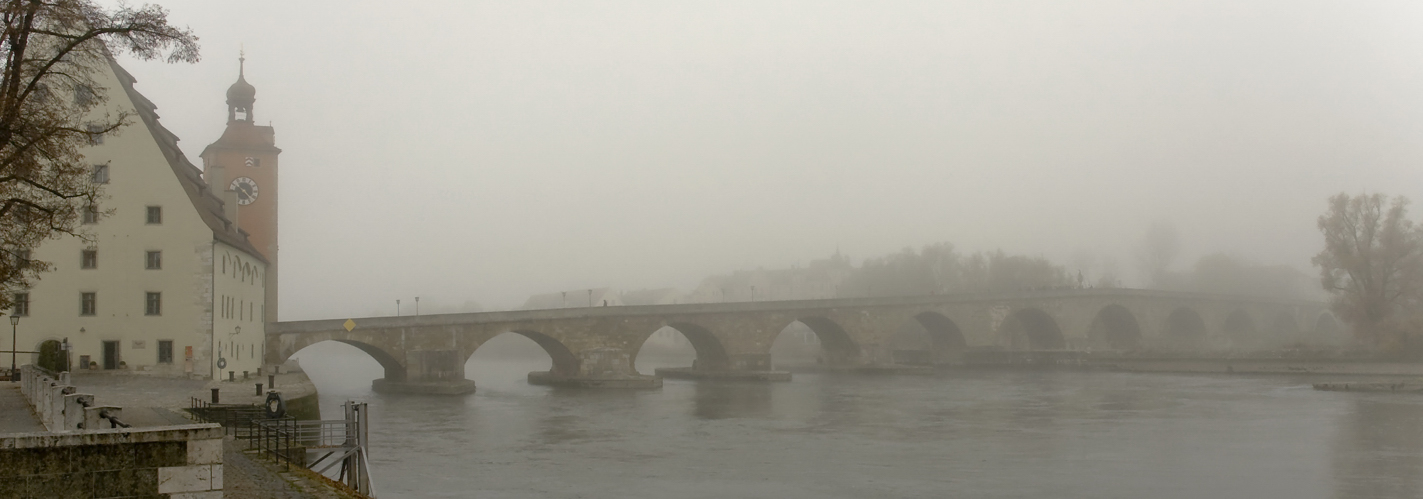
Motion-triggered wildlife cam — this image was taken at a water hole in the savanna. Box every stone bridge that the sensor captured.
[268,289,1336,394]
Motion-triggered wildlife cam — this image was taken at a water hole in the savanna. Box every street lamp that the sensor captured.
[9,314,19,382]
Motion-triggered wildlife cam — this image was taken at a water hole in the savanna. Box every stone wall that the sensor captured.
[0,424,224,498]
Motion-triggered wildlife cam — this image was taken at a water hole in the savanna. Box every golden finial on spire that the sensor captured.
[239,45,245,76]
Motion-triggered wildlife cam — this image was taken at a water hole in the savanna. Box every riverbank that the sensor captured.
[1086,357,1423,377]
[55,368,358,498]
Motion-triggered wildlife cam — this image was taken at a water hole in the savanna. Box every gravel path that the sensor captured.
[0,384,44,433]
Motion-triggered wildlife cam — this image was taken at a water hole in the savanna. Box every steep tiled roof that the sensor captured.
[106,58,268,263]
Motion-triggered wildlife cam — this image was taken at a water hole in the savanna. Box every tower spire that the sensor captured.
[226,48,256,122]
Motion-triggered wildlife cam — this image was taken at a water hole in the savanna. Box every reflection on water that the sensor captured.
[293,342,1423,499]
[1332,397,1423,498]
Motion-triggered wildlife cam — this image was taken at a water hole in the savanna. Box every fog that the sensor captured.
[109,1,1423,319]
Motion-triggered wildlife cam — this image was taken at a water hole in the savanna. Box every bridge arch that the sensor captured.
[888,312,967,365]
[1222,309,1256,346]
[770,316,860,367]
[472,330,581,377]
[1163,308,1208,349]
[633,323,731,371]
[1271,312,1301,343]
[290,339,408,382]
[914,312,968,350]
[1315,312,1342,337]
[998,308,1066,350]
[1088,304,1142,349]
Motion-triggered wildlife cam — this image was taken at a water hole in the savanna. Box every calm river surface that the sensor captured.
[294,342,1423,499]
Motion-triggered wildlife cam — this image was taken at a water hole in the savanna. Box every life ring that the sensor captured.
[264,391,286,418]
[216,358,227,369]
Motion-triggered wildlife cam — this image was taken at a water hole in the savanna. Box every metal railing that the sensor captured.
[187,397,268,437]
[78,396,129,428]
[186,397,376,497]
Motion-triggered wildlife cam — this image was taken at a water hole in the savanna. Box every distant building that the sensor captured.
[685,252,853,303]
[14,57,270,378]
[620,288,683,306]
[522,288,623,309]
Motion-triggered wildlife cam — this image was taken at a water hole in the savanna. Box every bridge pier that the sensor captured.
[527,347,662,389]
[654,354,792,382]
[371,349,478,395]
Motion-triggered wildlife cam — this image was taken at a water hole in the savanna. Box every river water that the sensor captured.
[294,340,1423,499]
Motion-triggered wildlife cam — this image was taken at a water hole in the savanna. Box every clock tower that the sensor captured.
[202,54,282,323]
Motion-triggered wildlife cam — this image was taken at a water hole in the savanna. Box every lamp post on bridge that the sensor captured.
[396,299,400,317]
[9,314,17,382]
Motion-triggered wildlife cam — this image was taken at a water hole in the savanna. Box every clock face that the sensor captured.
[230,177,259,205]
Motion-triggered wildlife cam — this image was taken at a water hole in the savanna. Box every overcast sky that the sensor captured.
[106,1,1423,319]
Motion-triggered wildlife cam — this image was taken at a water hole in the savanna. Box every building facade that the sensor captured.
[12,58,270,379]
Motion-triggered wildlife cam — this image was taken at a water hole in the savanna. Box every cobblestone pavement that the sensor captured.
[68,371,209,409]
[0,384,44,433]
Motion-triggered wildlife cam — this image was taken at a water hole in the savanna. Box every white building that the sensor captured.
[11,57,269,379]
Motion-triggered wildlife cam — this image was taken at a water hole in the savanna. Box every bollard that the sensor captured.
[268,374,275,390]
[256,383,263,396]
[228,371,235,382]
[210,387,220,404]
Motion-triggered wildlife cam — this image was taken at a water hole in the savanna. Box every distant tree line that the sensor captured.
[836,243,1072,298]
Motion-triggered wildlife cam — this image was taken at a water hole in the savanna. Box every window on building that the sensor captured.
[80,292,96,316]
[145,292,161,316]
[12,293,28,316]
[81,249,97,269]
[81,204,99,224]
[145,206,162,224]
[91,164,109,184]
[158,340,173,364]
[74,84,93,106]
[145,251,161,270]
[13,250,29,268]
[85,124,104,145]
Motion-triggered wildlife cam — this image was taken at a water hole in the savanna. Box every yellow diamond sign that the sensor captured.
[343,319,356,332]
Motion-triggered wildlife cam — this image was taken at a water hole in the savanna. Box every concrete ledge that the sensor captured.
[655,367,792,382]
[0,423,223,448]
[1094,359,1423,376]
[371,378,477,395]
[787,364,935,375]
[527,371,662,389]
[1314,382,1423,392]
